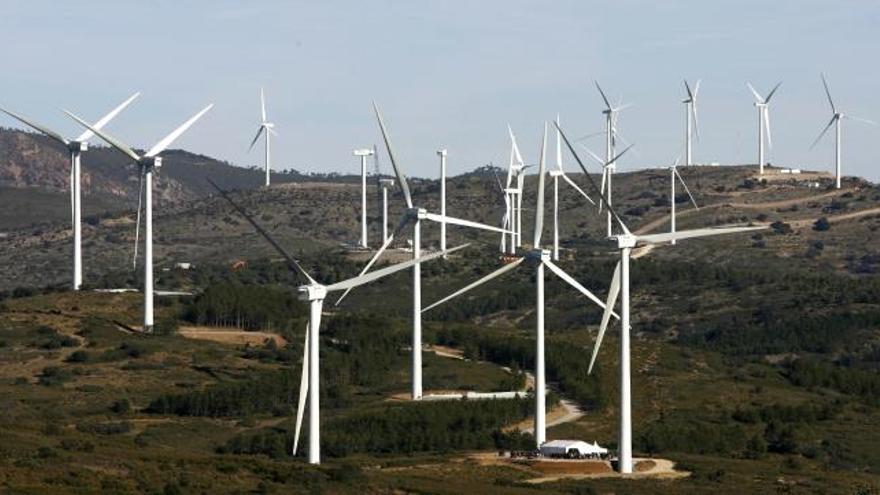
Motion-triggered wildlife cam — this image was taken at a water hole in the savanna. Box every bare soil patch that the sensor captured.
[178,326,287,347]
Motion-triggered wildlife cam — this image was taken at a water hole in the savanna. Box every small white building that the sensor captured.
[540,440,608,459]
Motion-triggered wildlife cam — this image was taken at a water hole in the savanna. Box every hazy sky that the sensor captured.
[1,1,877,180]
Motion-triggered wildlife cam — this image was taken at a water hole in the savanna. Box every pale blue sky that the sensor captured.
[1,1,877,180]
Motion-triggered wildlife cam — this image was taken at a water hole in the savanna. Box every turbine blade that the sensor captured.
[595,81,612,110]
[608,143,634,166]
[810,115,838,150]
[260,87,267,122]
[588,260,621,374]
[508,125,525,166]
[0,106,69,145]
[292,324,309,456]
[636,225,766,245]
[533,123,547,247]
[557,122,631,235]
[544,259,618,317]
[207,178,315,285]
[598,164,607,213]
[845,115,877,126]
[683,79,694,100]
[746,82,763,103]
[247,126,265,152]
[75,91,140,143]
[63,110,140,162]
[132,170,144,270]
[326,244,468,292]
[372,102,413,209]
[422,257,524,313]
[674,168,699,209]
[765,81,782,103]
[145,104,213,157]
[820,73,836,114]
[335,214,411,305]
[578,144,605,166]
[424,212,510,234]
[555,114,563,171]
[560,172,596,205]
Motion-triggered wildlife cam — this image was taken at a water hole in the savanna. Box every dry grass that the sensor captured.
[178,326,287,347]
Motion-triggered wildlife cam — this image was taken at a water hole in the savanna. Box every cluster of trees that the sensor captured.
[146,368,301,417]
[183,282,307,331]
[220,398,534,459]
[148,312,407,416]
[786,359,880,406]
[637,415,749,456]
[683,308,880,356]
[436,325,605,410]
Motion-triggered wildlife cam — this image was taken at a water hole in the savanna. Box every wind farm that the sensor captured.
[0,2,879,494]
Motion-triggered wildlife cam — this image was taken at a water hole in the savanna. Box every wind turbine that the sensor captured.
[207,180,465,465]
[668,156,699,245]
[493,168,512,254]
[595,82,632,238]
[747,82,781,175]
[353,148,375,248]
[424,123,617,447]
[248,88,276,187]
[0,93,139,291]
[811,73,875,189]
[505,126,528,252]
[550,114,595,260]
[682,79,701,167]
[334,102,509,400]
[65,104,213,332]
[556,121,765,473]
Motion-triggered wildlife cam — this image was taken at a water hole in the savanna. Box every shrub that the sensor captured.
[39,367,74,387]
[813,217,831,231]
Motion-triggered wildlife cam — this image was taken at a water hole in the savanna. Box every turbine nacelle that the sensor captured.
[406,207,428,220]
[67,141,88,153]
[140,156,162,170]
[524,248,551,263]
[353,148,374,157]
[612,234,637,249]
[379,178,395,188]
[299,284,327,302]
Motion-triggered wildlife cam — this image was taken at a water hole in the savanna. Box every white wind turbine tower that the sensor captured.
[335,102,509,400]
[811,73,875,189]
[437,148,448,255]
[557,121,765,474]
[379,178,395,243]
[424,123,617,447]
[353,147,375,248]
[550,114,595,260]
[747,82,781,175]
[66,104,213,332]
[667,156,699,245]
[595,82,631,238]
[682,79,701,167]
[0,93,139,291]
[207,180,465,465]
[248,88,276,187]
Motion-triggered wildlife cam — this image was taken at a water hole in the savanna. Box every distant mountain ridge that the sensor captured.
[0,127,308,205]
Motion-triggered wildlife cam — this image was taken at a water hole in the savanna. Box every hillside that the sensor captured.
[1,160,878,292]
[0,128,311,229]
[1,157,880,493]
